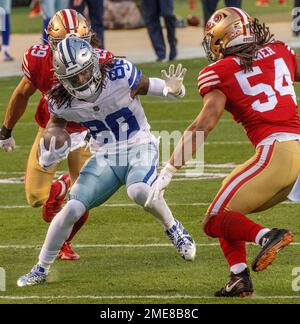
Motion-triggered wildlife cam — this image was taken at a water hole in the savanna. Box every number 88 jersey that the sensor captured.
[198,41,300,147]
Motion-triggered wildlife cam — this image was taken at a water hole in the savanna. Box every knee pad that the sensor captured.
[127,183,150,207]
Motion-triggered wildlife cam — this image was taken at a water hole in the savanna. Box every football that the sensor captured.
[43,127,71,150]
[187,15,200,27]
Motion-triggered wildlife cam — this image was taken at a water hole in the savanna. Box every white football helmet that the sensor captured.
[53,36,102,101]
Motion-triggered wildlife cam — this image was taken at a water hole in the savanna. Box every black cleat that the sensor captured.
[252,228,294,272]
[215,268,254,298]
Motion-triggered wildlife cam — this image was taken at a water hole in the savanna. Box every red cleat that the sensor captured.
[58,242,80,260]
[42,174,71,223]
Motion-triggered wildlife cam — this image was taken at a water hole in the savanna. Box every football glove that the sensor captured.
[70,130,90,152]
[161,64,187,98]
[39,136,70,171]
[0,126,16,152]
[145,163,177,207]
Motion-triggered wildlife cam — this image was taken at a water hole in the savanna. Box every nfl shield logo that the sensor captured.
[93,106,100,112]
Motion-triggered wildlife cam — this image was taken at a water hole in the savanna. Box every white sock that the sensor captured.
[127,182,176,230]
[2,45,9,53]
[231,263,247,275]
[255,228,271,245]
[38,200,86,265]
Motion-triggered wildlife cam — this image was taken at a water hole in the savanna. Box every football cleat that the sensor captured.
[215,268,254,298]
[57,242,80,260]
[42,174,71,223]
[165,220,196,261]
[252,228,294,272]
[17,265,48,287]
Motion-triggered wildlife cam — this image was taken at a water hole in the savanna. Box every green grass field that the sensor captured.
[10,0,295,34]
[0,58,300,304]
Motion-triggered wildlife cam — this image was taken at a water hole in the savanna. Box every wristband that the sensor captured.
[0,125,12,140]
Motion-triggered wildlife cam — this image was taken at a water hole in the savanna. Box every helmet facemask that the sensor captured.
[203,32,224,63]
[54,37,102,101]
[48,34,92,52]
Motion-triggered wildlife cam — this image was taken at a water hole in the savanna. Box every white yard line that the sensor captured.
[0,201,299,209]
[0,295,300,300]
[0,242,299,249]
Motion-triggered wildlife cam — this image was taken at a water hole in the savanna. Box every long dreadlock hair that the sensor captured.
[223,18,274,72]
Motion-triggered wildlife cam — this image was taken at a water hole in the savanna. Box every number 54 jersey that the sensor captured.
[49,59,153,153]
[198,41,300,147]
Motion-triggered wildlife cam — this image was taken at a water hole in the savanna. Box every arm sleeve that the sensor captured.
[123,60,142,91]
[21,48,36,84]
[282,42,297,80]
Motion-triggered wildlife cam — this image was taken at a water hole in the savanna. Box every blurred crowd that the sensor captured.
[1,0,300,63]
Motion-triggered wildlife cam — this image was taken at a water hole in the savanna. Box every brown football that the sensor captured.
[187,15,200,27]
[43,127,71,150]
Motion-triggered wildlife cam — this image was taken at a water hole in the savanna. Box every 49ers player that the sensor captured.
[147,7,300,297]
[0,9,114,260]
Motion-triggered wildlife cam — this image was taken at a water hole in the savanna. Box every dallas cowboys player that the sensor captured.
[17,37,196,286]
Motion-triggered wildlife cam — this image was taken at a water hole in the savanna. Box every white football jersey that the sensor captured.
[49,59,154,153]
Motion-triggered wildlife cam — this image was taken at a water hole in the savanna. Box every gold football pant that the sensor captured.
[207,140,300,217]
[25,128,92,207]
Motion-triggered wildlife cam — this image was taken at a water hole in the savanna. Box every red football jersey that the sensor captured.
[22,44,115,133]
[198,41,300,147]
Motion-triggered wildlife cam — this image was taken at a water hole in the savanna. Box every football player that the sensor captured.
[0,9,114,260]
[146,7,300,297]
[17,36,196,286]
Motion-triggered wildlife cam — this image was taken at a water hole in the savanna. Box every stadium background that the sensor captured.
[0,0,300,304]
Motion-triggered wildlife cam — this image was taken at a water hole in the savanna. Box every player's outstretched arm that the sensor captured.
[145,89,226,205]
[131,64,187,99]
[0,77,37,152]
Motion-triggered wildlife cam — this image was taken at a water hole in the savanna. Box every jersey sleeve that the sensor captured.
[22,47,36,84]
[95,48,115,64]
[280,42,297,80]
[48,100,64,119]
[197,64,222,97]
[120,60,142,92]
[21,45,51,89]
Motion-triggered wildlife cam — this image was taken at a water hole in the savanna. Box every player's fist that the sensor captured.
[161,64,187,98]
[0,126,16,152]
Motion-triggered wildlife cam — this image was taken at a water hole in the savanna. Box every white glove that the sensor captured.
[145,163,177,207]
[161,64,187,98]
[0,136,16,152]
[39,136,70,171]
[70,130,89,152]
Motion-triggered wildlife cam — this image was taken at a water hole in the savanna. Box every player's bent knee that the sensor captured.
[127,183,150,207]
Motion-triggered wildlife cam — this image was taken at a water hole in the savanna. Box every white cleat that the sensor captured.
[17,265,48,287]
[165,220,196,261]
